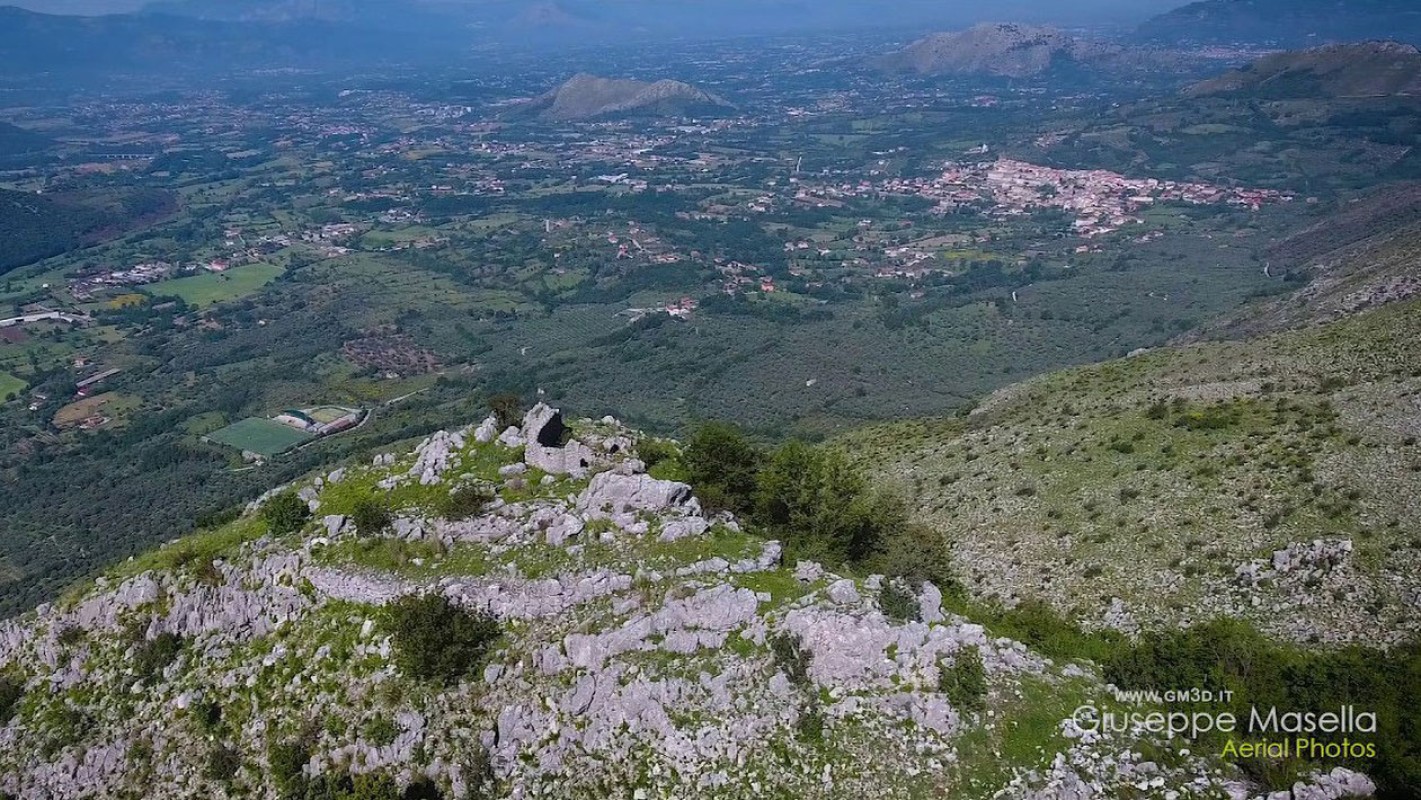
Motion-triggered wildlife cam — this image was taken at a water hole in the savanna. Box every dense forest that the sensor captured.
[0,188,176,278]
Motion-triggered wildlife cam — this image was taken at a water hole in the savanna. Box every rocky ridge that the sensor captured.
[876,23,1151,80]
[0,405,1380,799]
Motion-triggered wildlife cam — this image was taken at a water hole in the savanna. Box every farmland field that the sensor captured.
[146,263,285,306]
[205,417,313,457]
[0,371,27,400]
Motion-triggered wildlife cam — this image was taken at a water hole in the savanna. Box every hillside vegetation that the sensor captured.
[843,295,1421,648]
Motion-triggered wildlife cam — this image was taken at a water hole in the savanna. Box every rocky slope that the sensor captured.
[515,74,733,122]
[844,297,1421,648]
[1187,42,1421,99]
[1185,187,1421,342]
[876,23,1148,80]
[0,403,1378,799]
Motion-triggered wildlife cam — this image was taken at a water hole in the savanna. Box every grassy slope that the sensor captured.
[841,297,1421,646]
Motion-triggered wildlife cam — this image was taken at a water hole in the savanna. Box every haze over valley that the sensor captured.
[0,2,1419,799]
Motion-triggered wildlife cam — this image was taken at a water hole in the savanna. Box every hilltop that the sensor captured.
[0,404,1310,800]
[875,23,1145,80]
[515,74,734,121]
[1187,42,1421,99]
[1137,0,1421,47]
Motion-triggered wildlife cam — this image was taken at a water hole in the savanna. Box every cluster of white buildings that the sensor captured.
[813,158,1292,239]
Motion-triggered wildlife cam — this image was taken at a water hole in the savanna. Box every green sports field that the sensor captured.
[205,417,313,458]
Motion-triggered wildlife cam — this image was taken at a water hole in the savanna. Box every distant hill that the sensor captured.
[0,188,175,277]
[1137,0,1421,47]
[1187,41,1421,99]
[0,5,465,75]
[514,74,733,121]
[875,23,1151,79]
[0,122,51,158]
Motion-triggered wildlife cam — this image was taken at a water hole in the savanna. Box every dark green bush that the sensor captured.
[364,715,399,747]
[879,580,921,623]
[636,438,680,469]
[771,633,811,689]
[438,485,493,521]
[939,647,987,712]
[351,498,393,536]
[268,737,311,797]
[262,491,311,535]
[132,632,183,682]
[205,744,242,781]
[1105,621,1421,798]
[0,674,22,722]
[753,441,895,567]
[385,594,500,684]
[796,704,825,743]
[870,522,962,598]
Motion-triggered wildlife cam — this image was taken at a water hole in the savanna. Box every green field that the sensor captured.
[0,371,27,400]
[205,417,313,458]
[147,262,285,306]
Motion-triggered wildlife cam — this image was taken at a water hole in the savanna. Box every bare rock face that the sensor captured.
[577,472,695,518]
[522,403,599,477]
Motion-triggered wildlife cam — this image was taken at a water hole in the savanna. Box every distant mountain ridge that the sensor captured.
[1187,41,1421,98]
[0,5,465,75]
[876,23,1154,79]
[1138,0,1421,46]
[515,74,733,121]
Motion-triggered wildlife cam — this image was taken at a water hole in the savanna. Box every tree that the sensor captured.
[487,393,522,430]
[752,443,888,566]
[682,422,763,514]
[262,491,311,535]
[385,594,500,684]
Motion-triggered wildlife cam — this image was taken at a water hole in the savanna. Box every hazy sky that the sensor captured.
[8,0,1188,17]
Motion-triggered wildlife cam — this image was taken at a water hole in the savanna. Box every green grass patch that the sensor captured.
[146,262,284,306]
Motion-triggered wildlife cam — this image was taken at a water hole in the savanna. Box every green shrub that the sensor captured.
[1104,622,1421,798]
[385,594,500,684]
[364,715,399,747]
[351,498,393,536]
[753,442,896,567]
[770,633,811,689]
[0,674,22,722]
[636,437,680,468]
[796,704,825,743]
[939,646,987,713]
[438,485,493,521]
[262,491,311,535]
[205,744,242,782]
[879,580,921,623]
[132,633,183,682]
[268,737,311,797]
[193,698,223,733]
